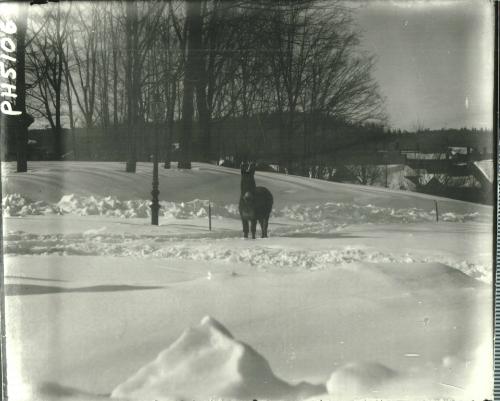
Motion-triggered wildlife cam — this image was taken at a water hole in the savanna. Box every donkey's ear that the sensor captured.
[249,162,256,175]
[240,161,246,174]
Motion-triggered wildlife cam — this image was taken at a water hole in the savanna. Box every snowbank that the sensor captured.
[3,231,490,282]
[111,316,324,401]
[326,362,398,398]
[2,194,234,219]
[275,202,480,224]
[3,193,482,223]
[111,317,493,401]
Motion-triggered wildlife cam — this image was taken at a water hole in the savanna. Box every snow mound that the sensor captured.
[2,194,238,219]
[275,202,480,224]
[4,232,490,282]
[2,194,59,217]
[326,362,398,398]
[3,194,482,223]
[111,316,324,401]
[441,341,493,400]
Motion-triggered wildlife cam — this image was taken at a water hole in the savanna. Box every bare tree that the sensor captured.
[15,4,31,171]
[63,39,77,159]
[97,3,111,133]
[20,0,385,168]
[108,6,123,128]
[178,0,202,169]
[159,3,184,168]
[27,2,71,160]
[122,1,165,172]
[345,164,384,185]
[261,1,319,170]
[124,0,139,171]
[194,1,242,161]
[68,5,98,129]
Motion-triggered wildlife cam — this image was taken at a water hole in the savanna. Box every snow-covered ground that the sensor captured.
[2,162,493,401]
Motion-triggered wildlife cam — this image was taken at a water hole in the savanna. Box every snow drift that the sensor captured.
[110,316,492,401]
[4,229,490,282]
[111,316,325,401]
[3,193,483,223]
[2,194,229,219]
[326,362,398,398]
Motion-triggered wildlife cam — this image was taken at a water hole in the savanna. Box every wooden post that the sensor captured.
[385,164,388,188]
[208,202,212,231]
[434,200,439,222]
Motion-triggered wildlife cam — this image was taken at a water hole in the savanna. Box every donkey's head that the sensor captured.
[240,162,256,203]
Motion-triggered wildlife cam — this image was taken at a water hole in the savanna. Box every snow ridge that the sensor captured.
[2,194,234,219]
[4,231,490,282]
[3,193,482,223]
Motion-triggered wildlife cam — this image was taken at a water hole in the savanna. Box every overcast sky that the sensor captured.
[353,0,493,130]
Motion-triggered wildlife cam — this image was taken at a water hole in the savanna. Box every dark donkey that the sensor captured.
[239,162,274,239]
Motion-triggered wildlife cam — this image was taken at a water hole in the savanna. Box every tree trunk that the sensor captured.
[64,44,77,159]
[53,3,64,160]
[125,0,138,172]
[54,68,63,159]
[109,11,119,129]
[16,6,29,172]
[112,52,119,127]
[277,116,286,172]
[286,110,295,172]
[164,79,176,169]
[179,0,202,169]
[195,48,209,160]
[196,84,210,161]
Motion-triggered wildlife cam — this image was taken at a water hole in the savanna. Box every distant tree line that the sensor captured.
[15,114,387,164]
[4,0,385,172]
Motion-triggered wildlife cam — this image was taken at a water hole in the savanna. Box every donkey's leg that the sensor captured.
[263,218,269,238]
[242,219,249,238]
[251,220,257,239]
[258,219,265,238]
